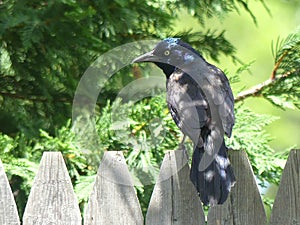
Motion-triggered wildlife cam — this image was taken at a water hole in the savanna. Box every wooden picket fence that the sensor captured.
[0,149,299,225]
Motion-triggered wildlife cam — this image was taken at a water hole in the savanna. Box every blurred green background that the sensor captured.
[176,0,300,151]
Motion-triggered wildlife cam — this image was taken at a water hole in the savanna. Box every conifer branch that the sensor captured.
[235,68,297,102]
[270,50,288,80]
[0,91,70,103]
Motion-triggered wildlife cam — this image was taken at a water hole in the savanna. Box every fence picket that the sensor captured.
[0,159,20,225]
[146,150,205,225]
[84,151,143,225]
[23,152,81,225]
[207,150,267,225]
[269,149,300,225]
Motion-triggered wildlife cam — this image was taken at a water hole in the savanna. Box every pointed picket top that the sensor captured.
[0,159,20,225]
[207,150,267,225]
[23,152,81,225]
[84,151,143,225]
[146,150,205,225]
[269,149,300,225]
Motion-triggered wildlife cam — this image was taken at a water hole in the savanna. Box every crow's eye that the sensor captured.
[164,50,170,56]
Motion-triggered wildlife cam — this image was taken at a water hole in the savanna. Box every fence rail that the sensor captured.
[0,149,299,225]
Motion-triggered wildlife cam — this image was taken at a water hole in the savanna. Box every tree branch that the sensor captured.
[234,79,273,102]
[0,91,70,103]
[235,69,296,102]
[271,50,288,80]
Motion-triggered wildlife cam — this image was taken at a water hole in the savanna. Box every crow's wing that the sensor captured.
[205,64,235,137]
[166,69,209,145]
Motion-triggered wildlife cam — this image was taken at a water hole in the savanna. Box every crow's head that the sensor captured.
[132,38,203,77]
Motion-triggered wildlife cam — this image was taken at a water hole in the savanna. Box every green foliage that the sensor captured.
[0,122,94,216]
[266,28,300,109]
[0,134,38,217]
[173,30,237,62]
[0,133,38,194]
[0,0,167,135]
[0,0,243,136]
[170,0,269,24]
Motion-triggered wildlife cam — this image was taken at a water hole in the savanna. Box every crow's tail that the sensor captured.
[190,140,236,205]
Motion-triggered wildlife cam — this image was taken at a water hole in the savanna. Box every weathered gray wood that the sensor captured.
[0,159,20,225]
[23,152,81,225]
[207,150,267,225]
[146,150,205,225]
[269,149,300,225]
[84,151,143,225]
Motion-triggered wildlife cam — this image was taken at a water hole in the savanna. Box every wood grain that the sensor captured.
[146,150,205,225]
[270,149,300,225]
[0,160,20,225]
[207,150,267,225]
[23,152,81,225]
[84,151,143,225]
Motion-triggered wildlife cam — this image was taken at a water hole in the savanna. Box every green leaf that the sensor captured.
[266,95,296,110]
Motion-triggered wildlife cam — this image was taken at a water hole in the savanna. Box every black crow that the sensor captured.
[132,38,235,205]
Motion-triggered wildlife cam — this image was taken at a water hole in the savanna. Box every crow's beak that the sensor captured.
[132,50,158,63]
